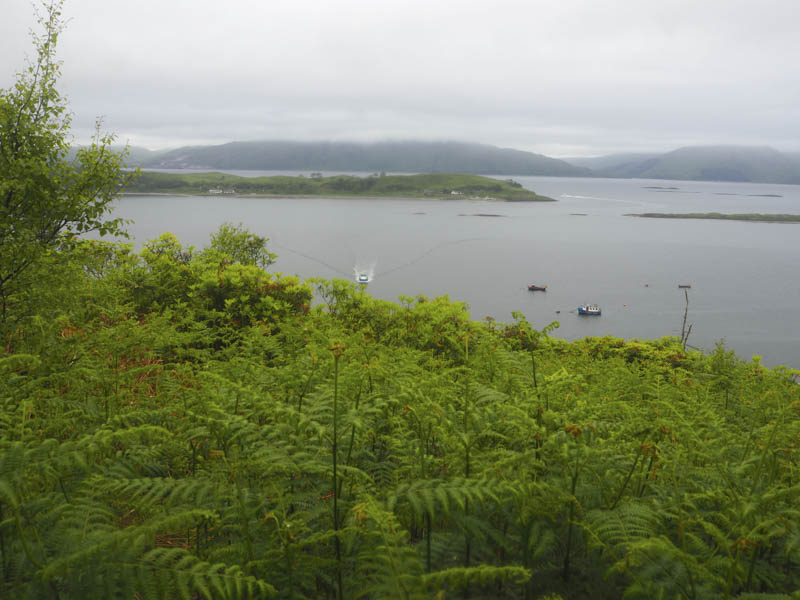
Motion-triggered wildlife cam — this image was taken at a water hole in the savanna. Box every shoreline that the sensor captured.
[121,192,555,202]
[123,172,555,201]
[627,212,800,223]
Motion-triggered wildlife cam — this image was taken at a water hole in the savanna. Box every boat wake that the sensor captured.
[271,242,351,278]
[377,237,485,278]
[561,194,610,201]
[273,237,485,284]
[354,263,376,283]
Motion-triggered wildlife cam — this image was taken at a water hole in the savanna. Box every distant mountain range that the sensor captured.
[133,140,589,177]
[564,146,800,184]
[111,141,800,185]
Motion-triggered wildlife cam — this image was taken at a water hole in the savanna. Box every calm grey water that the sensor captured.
[111,175,800,369]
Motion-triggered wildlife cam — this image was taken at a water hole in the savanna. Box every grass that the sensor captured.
[627,212,800,222]
[125,171,555,201]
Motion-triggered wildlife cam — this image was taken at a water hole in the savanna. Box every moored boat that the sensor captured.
[578,304,601,316]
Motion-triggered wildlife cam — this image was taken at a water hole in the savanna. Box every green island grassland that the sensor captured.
[628,212,800,222]
[125,171,555,201]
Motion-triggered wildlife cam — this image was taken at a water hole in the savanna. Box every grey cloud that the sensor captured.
[3,0,799,156]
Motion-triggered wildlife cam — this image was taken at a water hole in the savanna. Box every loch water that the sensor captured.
[112,175,800,369]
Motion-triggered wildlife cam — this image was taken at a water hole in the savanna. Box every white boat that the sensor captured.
[357,273,369,284]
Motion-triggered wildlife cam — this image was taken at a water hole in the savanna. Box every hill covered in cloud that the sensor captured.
[565,146,800,184]
[134,140,591,177]
[115,140,800,184]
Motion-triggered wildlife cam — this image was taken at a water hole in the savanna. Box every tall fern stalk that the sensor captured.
[562,434,582,583]
[331,349,344,600]
[462,335,472,577]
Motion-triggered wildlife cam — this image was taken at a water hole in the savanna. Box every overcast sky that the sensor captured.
[2,0,799,157]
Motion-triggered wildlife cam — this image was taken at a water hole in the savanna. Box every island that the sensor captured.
[626,212,800,223]
[124,171,555,201]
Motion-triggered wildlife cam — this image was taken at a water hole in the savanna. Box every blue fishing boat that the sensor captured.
[578,304,601,316]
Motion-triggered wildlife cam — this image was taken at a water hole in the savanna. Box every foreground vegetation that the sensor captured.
[125,171,554,201]
[3,4,799,599]
[1,227,799,600]
[628,212,800,223]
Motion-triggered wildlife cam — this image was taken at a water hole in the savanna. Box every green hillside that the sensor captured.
[126,171,555,201]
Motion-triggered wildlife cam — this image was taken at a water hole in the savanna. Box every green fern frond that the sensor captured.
[387,478,509,520]
[352,497,425,599]
[590,502,662,548]
[39,509,218,581]
[421,564,531,591]
[95,476,220,509]
[139,547,276,599]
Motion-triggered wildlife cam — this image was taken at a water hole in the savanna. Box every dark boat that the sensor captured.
[578,304,601,316]
[528,284,547,291]
[678,284,692,289]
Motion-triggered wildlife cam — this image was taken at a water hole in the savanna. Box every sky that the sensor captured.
[2,0,799,157]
